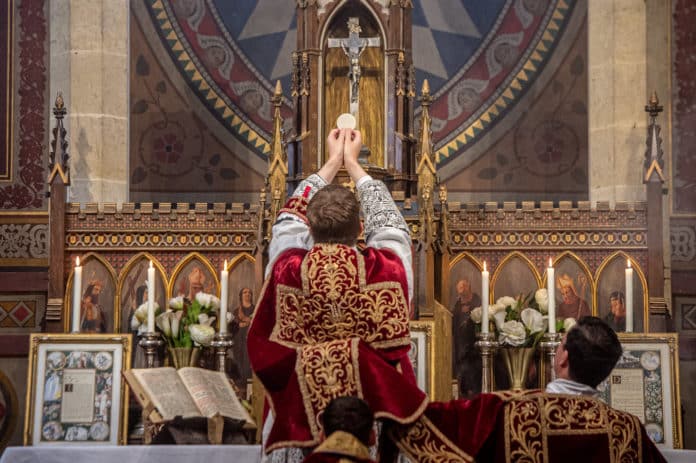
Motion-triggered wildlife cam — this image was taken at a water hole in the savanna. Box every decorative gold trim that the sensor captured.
[410,320,435,399]
[616,332,683,449]
[63,252,119,333]
[0,258,47,266]
[448,251,484,272]
[594,251,650,332]
[23,333,132,446]
[491,251,542,300]
[166,252,221,302]
[225,252,255,272]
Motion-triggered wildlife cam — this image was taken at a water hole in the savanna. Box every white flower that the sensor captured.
[521,308,545,334]
[499,320,527,346]
[534,288,549,314]
[130,314,142,331]
[493,310,507,331]
[189,324,215,346]
[134,303,149,323]
[496,296,517,308]
[470,307,483,323]
[171,311,182,338]
[156,311,173,337]
[563,317,577,332]
[195,292,220,310]
[169,296,185,310]
[489,303,507,315]
[198,313,217,327]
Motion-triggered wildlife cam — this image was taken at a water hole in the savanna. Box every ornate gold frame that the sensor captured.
[410,320,435,400]
[167,251,220,300]
[613,332,682,449]
[63,252,118,333]
[23,333,132,445]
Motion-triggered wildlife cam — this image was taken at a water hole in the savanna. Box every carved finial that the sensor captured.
[274,80,282,99]
[645,91,663,119]
[398,51,405,64]
[421,79,431,98]
[438,184,447,203]
[55,92,65,111]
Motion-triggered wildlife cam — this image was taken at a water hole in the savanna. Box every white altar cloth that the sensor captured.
[0,445,263,463]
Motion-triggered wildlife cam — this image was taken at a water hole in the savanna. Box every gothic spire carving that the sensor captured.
[266,81,289,240]
[644,91,665,184]
[48,92,70,186]
[416,80,437,247]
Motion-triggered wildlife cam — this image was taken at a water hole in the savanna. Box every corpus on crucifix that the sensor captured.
[327,17,380,125]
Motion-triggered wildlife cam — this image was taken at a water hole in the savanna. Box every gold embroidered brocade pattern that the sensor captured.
[503,393,644,463]
[296,338,363,439]
[272,244,410,349]
[392,416,474,463]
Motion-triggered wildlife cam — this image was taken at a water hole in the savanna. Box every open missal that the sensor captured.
[124,367,255,426]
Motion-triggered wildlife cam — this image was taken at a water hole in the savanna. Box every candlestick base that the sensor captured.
[139,332,164,369]
[209,333,234,374]
[475,332,498,393]
[538,332,562,388]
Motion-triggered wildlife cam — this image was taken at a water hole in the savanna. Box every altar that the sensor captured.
[2,445,696,463]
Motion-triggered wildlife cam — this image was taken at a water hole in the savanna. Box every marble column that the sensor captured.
[50,0,129,203]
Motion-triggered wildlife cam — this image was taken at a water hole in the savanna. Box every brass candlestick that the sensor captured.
[538,332,562,388]
[475,332,498,393]
[209,333,234,373]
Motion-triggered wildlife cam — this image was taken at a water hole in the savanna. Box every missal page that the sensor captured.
[130,367,200,420]
[609,368,646,422]
[178,367,254,425]
[60,369,96,423]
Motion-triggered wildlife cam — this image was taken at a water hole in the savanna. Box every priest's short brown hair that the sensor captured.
[307,185,361,246]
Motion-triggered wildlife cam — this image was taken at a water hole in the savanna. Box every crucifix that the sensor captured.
[327,17,381,127]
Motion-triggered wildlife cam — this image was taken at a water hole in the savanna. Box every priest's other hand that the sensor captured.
[344,130,367,182]
[319,128,346,183]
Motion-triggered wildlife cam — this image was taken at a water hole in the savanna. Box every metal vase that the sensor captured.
[168,346,200,369]
[501,347,535,390]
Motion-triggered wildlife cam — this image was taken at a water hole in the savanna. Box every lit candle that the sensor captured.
[219,260,229,334]
[547,258,556,334]
[625,259,633,332]
[147,260,155,333]
[71,257,82,333]
[481,261,489,334]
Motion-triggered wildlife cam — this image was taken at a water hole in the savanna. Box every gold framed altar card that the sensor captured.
[409,321,435,398]
[24,333,132,445]
[596,333,682,449]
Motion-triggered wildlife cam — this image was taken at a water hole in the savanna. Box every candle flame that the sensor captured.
[548,257,553,267]
[483,261,487,272]
[75,256,80,266]
[149,260,153,268]
[223,259,227,270]
[627,259,631,269]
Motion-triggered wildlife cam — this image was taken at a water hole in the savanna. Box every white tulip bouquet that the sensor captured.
[471,289,576,348]
[156,292,219,348]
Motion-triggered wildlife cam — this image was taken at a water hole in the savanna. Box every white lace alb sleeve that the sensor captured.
[357,178,413,302]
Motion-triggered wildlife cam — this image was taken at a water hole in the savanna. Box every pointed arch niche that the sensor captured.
[116,253,168,334]
[595,251,649,333]
[550,251,595,316]
[491,252,541,301]
[168,253,219,302]
[64,252,118,333]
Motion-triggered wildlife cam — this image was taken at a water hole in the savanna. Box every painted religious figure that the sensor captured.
[555,273,591,319]
[80,280,107,333]
[451,277,482,397]
[229,287,255,390]
[603,291,627,332]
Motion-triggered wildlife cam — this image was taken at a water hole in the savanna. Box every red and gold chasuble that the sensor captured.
[249,242,428,453]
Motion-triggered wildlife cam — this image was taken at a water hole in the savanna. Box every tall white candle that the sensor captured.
[147,260,156,333]
[219,260,229,334]
[547,258,556,334]
[71,257,82,333]
[481,261,490,334]
[625,259,633,332]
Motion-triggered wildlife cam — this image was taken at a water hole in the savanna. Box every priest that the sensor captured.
[248,128,427,456]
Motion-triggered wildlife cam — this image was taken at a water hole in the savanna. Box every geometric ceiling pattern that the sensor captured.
[148,0,575,166]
